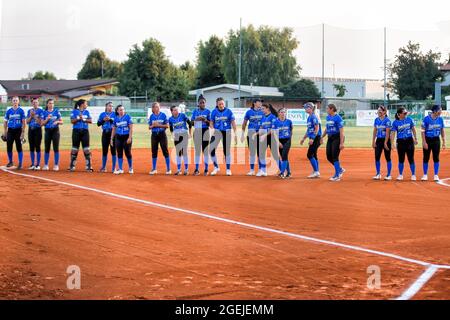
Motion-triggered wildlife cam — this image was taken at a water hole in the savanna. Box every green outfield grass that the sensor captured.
[1,119,448,152]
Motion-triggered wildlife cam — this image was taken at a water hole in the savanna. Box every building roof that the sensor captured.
[0,79,118,96]
[189,84,284,97]
[440,63,450,72]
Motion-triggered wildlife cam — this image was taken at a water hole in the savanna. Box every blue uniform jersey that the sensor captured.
[42,109,62,129]
[422,115,444,138]
[27,108,44,129]
[374,117,392,139]
[113,114,133,136]
[325,114,344,136]
[148,112,168,134]
[259,113,277,134]
[306,114,322,139]
[4,107,26,129]
[391,117,415,140]
[191,108,211,129]
[97,111,116,132]
[244,108,264,131]
[169,113,189,133]
[211,108,235,131]
[274,119,293,139]
[71,109,91,130]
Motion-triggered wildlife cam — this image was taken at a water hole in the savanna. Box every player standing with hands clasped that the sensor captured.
[42,99,63,171]
[372,105,393,181]
[69,99,94,172]
[26,97,44,170]
[97,102,117,173]
[2,96,26,170]
[111,105,134,175]
[191,95,211,176]
[421,105,446,182]
[301,102,322,179]
[148,102,171,175]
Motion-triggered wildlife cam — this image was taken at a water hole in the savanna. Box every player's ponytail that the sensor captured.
[74,99,86,110]
[269,104,278,117]
[395,107,406,121]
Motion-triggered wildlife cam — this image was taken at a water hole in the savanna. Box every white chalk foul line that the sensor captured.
[396,265,439,300]
[2,168,450,299]
[437,178,450,187]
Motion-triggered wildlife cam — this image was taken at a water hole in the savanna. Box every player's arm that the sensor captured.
[3,118,8,137]
[127,123,133,144]
[372,127,377,148]
[421,125,428,150]
[384,127,391,149]
[441,127,446,149]
[390,130,397,150]
[110,126,116,145]
[26,111,33,124]
[339,127,345,150]
[241,118,248,142]
[85,114,92,124]
[232,120,238,145]
[412,126,418,145]
[97,114,105,127]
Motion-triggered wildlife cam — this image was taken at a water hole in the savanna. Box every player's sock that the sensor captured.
[225,155,231,170]
[410,163,416,175]
[7,152,13,163]
[112,155,117,171]
[36,152,41,166]
[102,155,107,170]
[44,153,50,166]
[54,152,60,166]
[250,155,256,171]
[278,160,282,171]
[127,157,133,170]
[176,156,181,171]
[399,163,404,175]
[30,151,35,166]
[203,154,209,172]
[18,152,23,166]
[316,159,319,172]
[183,155,189,170]
[194,155,200,171]
[434,162,440,175]
[287,161,291,174]
[387,161,392,176]
[375,161,381,175]
[423,162,429,175]
[118,158,123,171]
[165,157,171,171]
[211,156,218,168]
[70,149,78,168]
[309,158,318,172]
[152,157,157,171]
[333,161,340,177]
[280,161,287,174]
[83,148,92,168]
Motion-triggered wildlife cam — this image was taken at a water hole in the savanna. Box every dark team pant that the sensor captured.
[101,130,116,170]
[307,136,321,173]
[374,138,392,176]
[247,130,260,169]
[210,130,232,169]
[279,138,291,174]
[115,134,132,170]
[28,127,42,166]
[70,129,92,169]
[193,127,210,171]
[44,127,60,166]
[6,128,23,164]
[151,132,170,171]
[396,137,415,175]
[326,134,343,177]
[259,134,279,171]
[174,132,189,171]
[423,136,441,175]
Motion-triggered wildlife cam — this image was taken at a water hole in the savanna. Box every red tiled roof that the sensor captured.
[440,63,450,71]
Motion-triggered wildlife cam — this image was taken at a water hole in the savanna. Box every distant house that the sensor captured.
[0,79,118,103]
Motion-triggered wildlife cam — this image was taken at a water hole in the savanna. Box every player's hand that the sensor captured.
[384,143,390,151]
[110,139,114,147]
[300,138,305,145]
[234,135,238,146]
[442,141,446,150]
[423,142,429,150]
[339,143,345,150]
[47,114,52,119]
[372,141,376,149]
[1,134,6,142]
[127,137,132,145]
[392,144,397,151]
[309,139,314,146]
[240,132,245,143]
[414,138,418,145]
[20,134,24,141]
[320,138,324,145]
[104,116,110,122]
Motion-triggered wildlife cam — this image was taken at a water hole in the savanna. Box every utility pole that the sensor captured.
[321,23,325,99]
[383,27,387,107]
[238,18,242,108]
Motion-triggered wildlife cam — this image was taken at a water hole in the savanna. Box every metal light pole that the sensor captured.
[321,23,325,99]
[384,27,387,107]
[238,18,242,108]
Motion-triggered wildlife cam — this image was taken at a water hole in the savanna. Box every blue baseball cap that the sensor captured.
[303,102,314,109]
[431,105,442,113]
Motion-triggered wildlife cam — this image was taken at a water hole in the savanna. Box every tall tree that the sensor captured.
[222,25,300,87]
[333,84,347,97]
[195,36,225,88]
[180,61,197,90]
[78,49,123,79]
[280,79,320,98]
[389,41,442,100]
[119,38,190,101]
[28,71,57,80]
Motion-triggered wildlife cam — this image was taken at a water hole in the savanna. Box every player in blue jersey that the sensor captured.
[273,108,293,179]
[421,105,446,182]
[372,105,393,180]
[257,104,279,177]
[241,98,264,176]
[68,99,93,172]
[26,97,44,170]
[321,104,345,182]
[301,102,322,179]
[148,102,171,175]
[2,96,26,169]
[390,107,418,181]
[191,95,211,176]
[169,105,192,176]
[97,102,117,173]
[209,97,237,176]
[111,105,134,175]
[41,99,63,171]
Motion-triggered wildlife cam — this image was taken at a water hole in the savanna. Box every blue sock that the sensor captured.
[102,155,107,169]
[112,155,117,171]
[36,152,41,166]
[280,161,287,174]
[287,161,291,174]
[410,163,416,176]
[387,161,392,176]
[165,157,171,171]
[316,159,319,171]
[375,161,381,175]
[309,158,318,172]
[118,158,123,170]
[423,162,429,175]
[434,162,440,175]
[18,152,23,166]
[177,156,181,171]
[184,155,189,170]
[333,161,340,177]
[44,153,50,166]
[152,158,157,170]
[278,160,282,171]
[211,156,218,168]
[399,163,404,175]
[226,155,231,170]
[204,154,209,172]
[250,155,256,171]
[194,155,200,171]
[127,157,133,170]
[7,152,13,163]
[30,151,35,166]
[55,152,60,166]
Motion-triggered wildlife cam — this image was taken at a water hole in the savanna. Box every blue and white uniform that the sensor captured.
[4,107,26,166]
[391,117,416,176]
[42,108,62,167]
[421,115,445,176]
[113,114,134,172]
[27,108,44,167]
[169,113,190,172]
[244,108,264,171]
[325,114,344,179]
[210,108,235,170]
[148,112,170,172]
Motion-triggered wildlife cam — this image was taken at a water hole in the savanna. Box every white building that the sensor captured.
[0,84,7,103]
[189,84,284,109]
[446,96,450,109]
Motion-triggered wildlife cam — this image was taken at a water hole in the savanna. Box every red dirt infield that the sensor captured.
[0,148,449,300]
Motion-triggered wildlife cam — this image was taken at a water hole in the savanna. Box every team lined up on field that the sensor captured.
[2,95,446,181]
